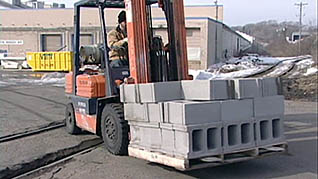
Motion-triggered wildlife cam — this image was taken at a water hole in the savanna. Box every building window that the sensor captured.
[71,34,94,50]
[186,30,193,37]
[41,34,63,52]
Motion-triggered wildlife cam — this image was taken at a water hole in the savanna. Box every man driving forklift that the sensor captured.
[108,11,129,68]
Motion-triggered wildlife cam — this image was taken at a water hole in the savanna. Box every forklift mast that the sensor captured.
[126,0,190,84]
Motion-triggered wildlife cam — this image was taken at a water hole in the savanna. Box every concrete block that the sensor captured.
[160,128,175,153]
[255,117,285,147]
[138,81,182,103]
[233,78,262,99]
[221,99,253,121]
[145,103,164,123]
[261,77,282,96]
[254,95,284,118]
[223,120,256,153]
[124,103,147,122]
[164,100,221,125]
[181,80,230,100]
[173,122,222,159]
[206,125,223,156]
[142,127,162,149]
[128,121,161,149]
[120,84,137,103]
[129,124,141,145]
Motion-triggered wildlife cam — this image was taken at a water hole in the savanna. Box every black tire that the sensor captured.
[101,103,129,155]
[65,103,81,134]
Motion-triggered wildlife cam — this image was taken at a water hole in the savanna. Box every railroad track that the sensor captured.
[0,121,65,143]
[12,144,102,179]
[245,55,312,78]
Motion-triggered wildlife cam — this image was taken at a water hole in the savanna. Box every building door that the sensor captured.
[41,34,63,52]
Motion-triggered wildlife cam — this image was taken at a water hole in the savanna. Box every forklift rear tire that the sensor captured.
[65,103,81,134]
[101,103,129,155]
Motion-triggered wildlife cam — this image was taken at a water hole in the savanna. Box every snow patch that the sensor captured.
[190,55,315,80]
[304,67,318,76]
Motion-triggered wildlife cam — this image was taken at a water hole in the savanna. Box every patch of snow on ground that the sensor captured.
[189,69,205,79]
[193,60,267,80]
[4,72,65,87]
[0,81,9,87]
[304,67,318,76]
[190,55,315,80]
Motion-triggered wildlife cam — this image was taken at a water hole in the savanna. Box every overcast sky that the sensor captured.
[44,0,317,26]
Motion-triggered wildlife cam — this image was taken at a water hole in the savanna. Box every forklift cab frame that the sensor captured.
[72,0,158,98]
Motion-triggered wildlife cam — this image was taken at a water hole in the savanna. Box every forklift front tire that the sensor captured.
[65,103,81,134]
[101,103,129,155]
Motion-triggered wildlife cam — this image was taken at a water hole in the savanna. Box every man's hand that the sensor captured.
[122,38,128,43]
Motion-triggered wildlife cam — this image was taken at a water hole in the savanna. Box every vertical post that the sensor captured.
[99,5,114,96]
[125,0,151,84]
[299,2,303,55]
[162,0,189,81]
[172,0,189,80]
[214,0,218,63]
[295,2,308,56]
[72,5,81,95]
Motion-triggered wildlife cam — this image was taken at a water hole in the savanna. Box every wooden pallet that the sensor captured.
[128,143,288,171]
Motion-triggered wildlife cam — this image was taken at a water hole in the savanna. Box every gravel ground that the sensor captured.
[282,74,317,102]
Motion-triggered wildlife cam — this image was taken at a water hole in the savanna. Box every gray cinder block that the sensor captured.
[125,103,164,123]
[181,80,230,100]
[120,84,137,103]
[254,96,285,118]
[255,117,285,147]
[128,121,161,150]
[164,100,221,125]
[221,99,253,121]
[138,81,182,103]
[233,78,262,99]
[222,120,256,153]
[124,103,147,122]
[261,77,282,97]
[160,127,175,153]
[145,103,164,123]
[129,123,142,145]
[173,122,222,159]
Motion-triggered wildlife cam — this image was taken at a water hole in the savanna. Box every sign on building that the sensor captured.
[0,40,24,45]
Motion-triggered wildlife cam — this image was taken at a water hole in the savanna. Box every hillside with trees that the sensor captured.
[232,20,317,64]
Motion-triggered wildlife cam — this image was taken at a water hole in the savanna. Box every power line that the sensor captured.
[295,1,308,55]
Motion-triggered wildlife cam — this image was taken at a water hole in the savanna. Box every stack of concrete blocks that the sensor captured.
[230,77,285,148]
[121,77,285,160]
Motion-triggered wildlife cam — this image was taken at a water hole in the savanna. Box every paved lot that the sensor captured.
[0,70,66,137]
[0,70,317,179]
[29,102,317,179]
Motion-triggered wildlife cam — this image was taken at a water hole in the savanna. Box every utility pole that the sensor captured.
[295,2,308,55]
[215,0,219,21]
[214,0,218,63]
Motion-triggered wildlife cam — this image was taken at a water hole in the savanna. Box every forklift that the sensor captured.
[65,0,190,155]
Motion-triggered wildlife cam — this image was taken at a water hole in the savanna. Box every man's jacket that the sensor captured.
[107,26,128,61]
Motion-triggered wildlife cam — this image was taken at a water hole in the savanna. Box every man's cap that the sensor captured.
[118,11,126,24]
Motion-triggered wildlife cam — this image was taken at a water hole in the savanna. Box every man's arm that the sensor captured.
[108,30,127,50]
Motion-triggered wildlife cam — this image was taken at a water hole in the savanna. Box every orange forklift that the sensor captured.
[65,0,190,155]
